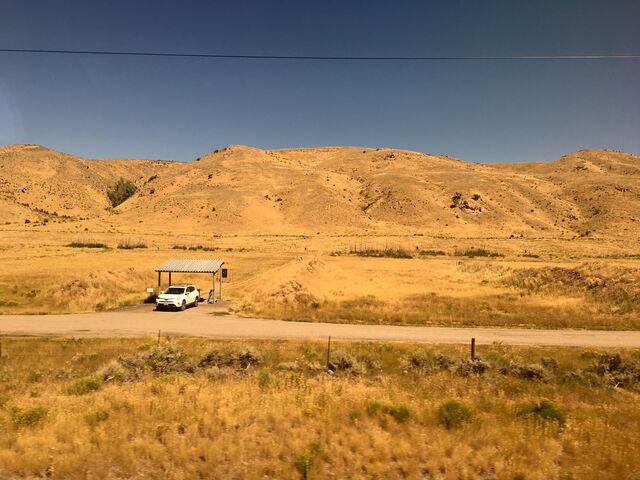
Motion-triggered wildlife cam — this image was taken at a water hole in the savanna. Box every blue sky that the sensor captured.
[1,0,639,163]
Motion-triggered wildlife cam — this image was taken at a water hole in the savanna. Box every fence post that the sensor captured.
[157,330,161,346]
[326,336,331,369]
[471,337,476,360]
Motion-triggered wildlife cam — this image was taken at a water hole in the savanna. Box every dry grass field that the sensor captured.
[1,144,639,329]
[0,229,639,330]
[1,144,639,478]
[0,337,639,479]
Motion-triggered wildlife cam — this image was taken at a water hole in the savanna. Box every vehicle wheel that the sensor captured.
[180,301,186,311]
[194,297,199,307]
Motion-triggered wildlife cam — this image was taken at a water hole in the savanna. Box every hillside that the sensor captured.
[0,143,638,237]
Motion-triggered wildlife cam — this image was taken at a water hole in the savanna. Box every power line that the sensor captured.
[1,48,639,61]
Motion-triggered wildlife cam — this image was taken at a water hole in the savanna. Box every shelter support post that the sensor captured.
[169,272,172,285]
[219,270,222,301]
[157,272,161,293]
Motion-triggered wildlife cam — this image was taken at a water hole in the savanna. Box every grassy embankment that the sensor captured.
[0,337,639,479]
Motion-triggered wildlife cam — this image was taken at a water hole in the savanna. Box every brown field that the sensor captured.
[0,230,639,330]
[0,337,639,479]
[1,144,639,478]
[1,144,639,329]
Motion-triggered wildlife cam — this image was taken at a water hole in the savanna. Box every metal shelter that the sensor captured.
[155,258,225,301]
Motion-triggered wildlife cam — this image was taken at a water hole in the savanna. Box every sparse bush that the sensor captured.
[117,238,147,249]
[351,247,413,259]
[12,407,48,427]
[172,244,217,252]
[517,399,565,426]
[456,248,504,258]
[328,350,365,374]
[98,360,130,382]
[98,344,194,381]
[199,347,262,370]
[402,350,437,372]
[293,451,314,480]
[506,362,547,380]
[107,178,137,207]
[438,400,473,429]
[456,358,489,376]
[366,400,412,422]
[419,249,447,256]
[85,409,109,426]
[67,241,108,249]
[67,376,102,395]
[144,344,194,374]
[257,368,271,388]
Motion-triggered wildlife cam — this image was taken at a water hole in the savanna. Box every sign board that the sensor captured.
[146,288,155,293]
[221,268,228,279]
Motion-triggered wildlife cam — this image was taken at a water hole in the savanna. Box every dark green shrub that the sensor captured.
[67,376,102,395]
[107,178,137,207]
[438,400,473,429]
[517,399,565,426]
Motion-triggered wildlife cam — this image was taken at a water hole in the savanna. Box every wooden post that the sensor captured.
[157,272,161,292]
[471,337,476,360]
[157,330,161,346]
[211,273,215,303]
[168,272,172,286]
[219,269,222,301]
[0,334,2,358]
[326,336,331,369]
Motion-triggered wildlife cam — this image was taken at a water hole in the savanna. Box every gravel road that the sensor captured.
[1,304,639,347]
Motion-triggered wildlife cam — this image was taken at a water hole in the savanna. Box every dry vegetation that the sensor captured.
[1,231,640,329]
[0,337,639,479]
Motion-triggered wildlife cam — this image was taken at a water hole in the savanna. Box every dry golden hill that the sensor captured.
[1,143,638,237]
[0,144,169,223]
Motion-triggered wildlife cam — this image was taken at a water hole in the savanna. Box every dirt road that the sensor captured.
[1,304,639,347]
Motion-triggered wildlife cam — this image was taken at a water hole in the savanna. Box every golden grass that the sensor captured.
[1,230,639,330]
[0,337,639,479]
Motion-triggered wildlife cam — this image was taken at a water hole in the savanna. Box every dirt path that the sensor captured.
[1,304,639,347]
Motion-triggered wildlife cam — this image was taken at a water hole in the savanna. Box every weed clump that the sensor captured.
[418,249,447,256]
[517,399,565,426]
[438,400,473,429]
[85,409,109,426]
[456,248,504,258]
[117,238,147,249]
[12,407,48,427]
[366,400,412,422]
[328,350,365,375]
[67,241,108,249]
[505,362,548,381]
[98,344,194,381]
[456,358,490,376]
[349,246,413,259]
[199,347,263,370]
[587,352,640,389]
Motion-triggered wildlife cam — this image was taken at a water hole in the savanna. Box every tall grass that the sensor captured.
[117,238,147,249]
[0,338,638,479]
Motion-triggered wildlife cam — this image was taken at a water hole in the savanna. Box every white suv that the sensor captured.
[156,284,199,311]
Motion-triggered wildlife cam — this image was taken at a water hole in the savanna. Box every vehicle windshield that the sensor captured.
[164,287,185,295]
